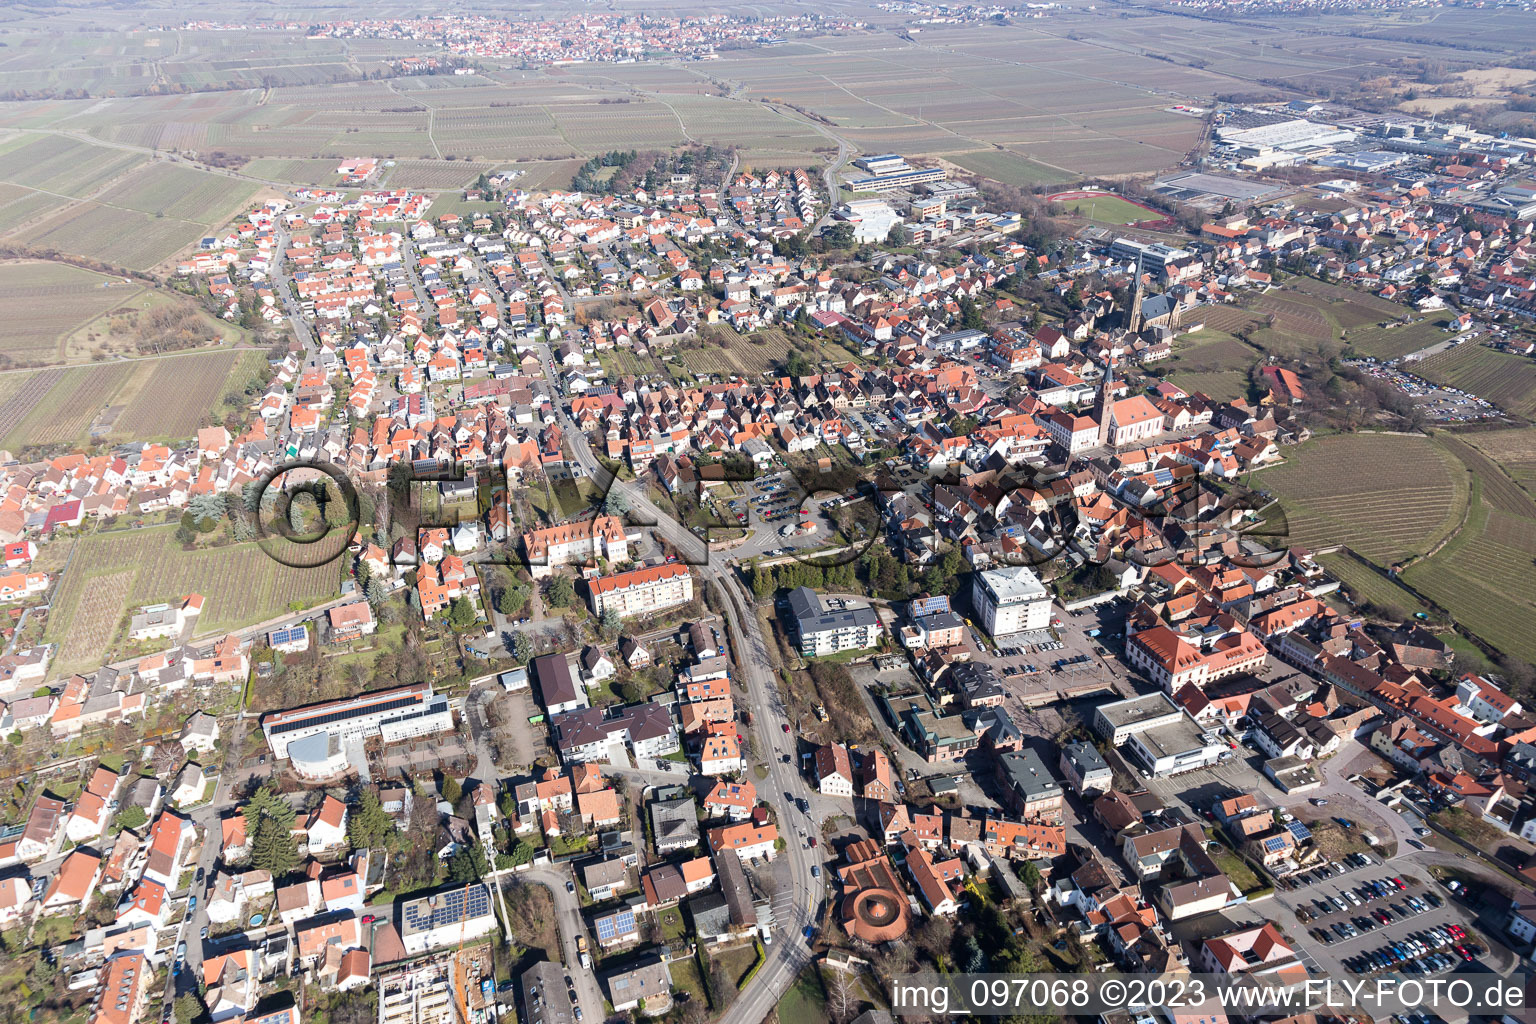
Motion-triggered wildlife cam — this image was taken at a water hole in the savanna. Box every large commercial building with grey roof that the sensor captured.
[1092,689,1226,778]
[785,587,881,657]
[1092,692,1185,745]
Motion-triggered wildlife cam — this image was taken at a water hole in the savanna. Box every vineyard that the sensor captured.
[53,570,135,675]
[44,526,340,670]
[0,261,144,364]
[0,363,133,451]
[0,368,63,440]
[1466,427,1536,490]
[1414,344,1536,418]
[112,350,252,441]
[1316,552,1429,620]
[676,327,858,379]
[1394,436,1536,663]
[1192,306,1264,335]
[1344,312,1454,361]
[1249,291,1335,356]
[1255,433,1468,566]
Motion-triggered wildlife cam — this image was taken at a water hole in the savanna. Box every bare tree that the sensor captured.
[828,969,860,1024]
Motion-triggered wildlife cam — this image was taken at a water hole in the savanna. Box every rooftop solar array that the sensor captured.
[1286,821,1313,842]
[595,908,636,941]
[401,884,490,933]
[269,693,422,735]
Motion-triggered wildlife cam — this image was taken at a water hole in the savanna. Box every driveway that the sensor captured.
[516,866,605,1021]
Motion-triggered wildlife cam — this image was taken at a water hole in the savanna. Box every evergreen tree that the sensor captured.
[243,782,297,878]
[441,776,463,806]
[751,566,775,598]
[601,487,631,516]
[547,575,575,607]
[497,584,528,616]
[347,790,396,850]
[448,597,477,630]
[447,842,486,884]
[365,578,390,607]
[512,632,533,662]
[600,607,621,635]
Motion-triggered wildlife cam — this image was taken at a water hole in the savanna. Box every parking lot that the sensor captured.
[1345,357,1500,423]
[1273,856,1486,980]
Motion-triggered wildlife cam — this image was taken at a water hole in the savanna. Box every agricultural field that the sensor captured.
[945,150,1069,187]
[1343,312,1456,361]
[1402,442,1536,663]
[0,363,134,451]
[1414,344,1536,418]
[1465,427,1536,489]
[1254,433,1468,566]
[1157,329,1257,402]
[43,525,340,671]
[0,261,145,364]
[111,350,260,441]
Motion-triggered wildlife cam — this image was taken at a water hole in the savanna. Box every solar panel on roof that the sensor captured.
[595,908,635,941]
[269,693,422,734]
[1262,836,1288,853]
[1286,821,1313,842]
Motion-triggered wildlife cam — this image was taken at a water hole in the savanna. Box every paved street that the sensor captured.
[551,397,825,1023]
[517,865,606,1020]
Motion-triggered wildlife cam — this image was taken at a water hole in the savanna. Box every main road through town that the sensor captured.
[546,369,826,1024]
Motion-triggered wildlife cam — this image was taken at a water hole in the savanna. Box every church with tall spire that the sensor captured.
[1124,253,1147,337]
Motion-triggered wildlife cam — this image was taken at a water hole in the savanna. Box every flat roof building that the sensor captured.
[1093,692,1186,745]
[1124,715,1227,778]
[972,566,1050,638]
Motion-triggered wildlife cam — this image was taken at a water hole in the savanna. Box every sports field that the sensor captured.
[1045,190,1160,225]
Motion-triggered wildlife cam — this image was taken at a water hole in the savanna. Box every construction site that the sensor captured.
[377,943,499,1024]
